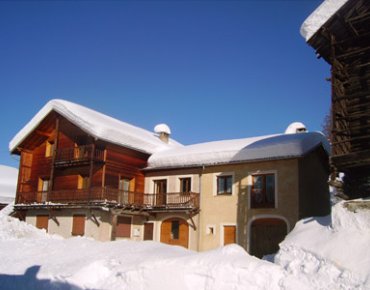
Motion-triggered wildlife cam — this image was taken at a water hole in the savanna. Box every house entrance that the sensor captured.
[250,218,287,258]
[160,218,189,248]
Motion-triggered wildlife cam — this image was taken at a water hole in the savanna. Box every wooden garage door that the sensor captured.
[36,215,49,232]
[223,225,236,245]
[250,218,287,258]
[160,218,189,248]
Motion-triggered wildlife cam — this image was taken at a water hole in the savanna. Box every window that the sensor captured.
[251,174,276,208]
[72,215,85,236]
[171,220,180,240]
[119,178,131,192]
[179,177,191,193]
[38,178,49,192]
[78,175,89,190]
[217,175,232,195]
[45,141,54,158]
[154,179,167,194]
[116,216,131,238]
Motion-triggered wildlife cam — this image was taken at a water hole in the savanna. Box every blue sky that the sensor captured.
[0,0,329,168]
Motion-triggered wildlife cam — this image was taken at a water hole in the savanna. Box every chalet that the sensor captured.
[301,0,370,198]
[10,99,330,258]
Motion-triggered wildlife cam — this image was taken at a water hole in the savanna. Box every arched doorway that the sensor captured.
[160,218,189,248]
[250,218,288,258]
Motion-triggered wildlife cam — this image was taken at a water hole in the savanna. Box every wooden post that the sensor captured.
[88,141,95,201]
[48,117,60,201]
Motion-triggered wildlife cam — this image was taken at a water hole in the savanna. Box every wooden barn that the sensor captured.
[301,0,370,198]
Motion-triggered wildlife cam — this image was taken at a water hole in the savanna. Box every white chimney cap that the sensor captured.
[154,123,171,135]
[285,122,307,134]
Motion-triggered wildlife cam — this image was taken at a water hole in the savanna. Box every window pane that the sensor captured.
[266,175,275,203]
[253,176,263,193]
[119,178,130,191]
[171,220,179,240]
[218,177,225,194]
[226,176,232,193]
[180,178,191,192]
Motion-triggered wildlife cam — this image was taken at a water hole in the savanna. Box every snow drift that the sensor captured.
[1,200,369,289]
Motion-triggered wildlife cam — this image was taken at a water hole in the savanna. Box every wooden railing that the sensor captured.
[16,188,199,210]
[55,145,104,165]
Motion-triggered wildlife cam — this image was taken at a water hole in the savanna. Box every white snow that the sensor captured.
[0,165,18,204]
[154,123,171,135]
[300,0,349,41]
[1,199,369,289]
[9,99,182,155]
[147,132,330,169]
[284,122,307,134]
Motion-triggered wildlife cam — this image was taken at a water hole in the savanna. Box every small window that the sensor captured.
[171,220,180,240]
[251,174,276,208]
[119,178,131,192]
[179,177,191,193]
[38,178,49,192]
[217,175,232,195]
[45,141,54,158]
[78,176,89,190]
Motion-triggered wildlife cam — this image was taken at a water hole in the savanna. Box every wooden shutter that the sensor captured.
[72,215,85,236]
[144,223,154,240]
[36,215,49,232]
[223,225,236,245]
[116,216,131,238]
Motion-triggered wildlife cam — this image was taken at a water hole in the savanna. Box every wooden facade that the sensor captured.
[306,0,370,198]
[13,112,199,213]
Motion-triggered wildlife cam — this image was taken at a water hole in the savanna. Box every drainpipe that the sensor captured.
[197,165,205,251]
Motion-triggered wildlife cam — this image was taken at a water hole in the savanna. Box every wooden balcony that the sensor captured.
[54,145,104,167]
[16,187,199,211]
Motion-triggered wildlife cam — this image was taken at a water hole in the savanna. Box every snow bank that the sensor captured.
[276,200,370,289]
[300,0,349,41]
[0,165,18,204]
[1,200,370,289]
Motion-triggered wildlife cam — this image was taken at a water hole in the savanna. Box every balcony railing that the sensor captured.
[16,187,199,210]
[55,145,104,166]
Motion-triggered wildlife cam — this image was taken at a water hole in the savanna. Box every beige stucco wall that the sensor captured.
[144,160,301,252]
[197,159,300,252]
[26,209,112,241]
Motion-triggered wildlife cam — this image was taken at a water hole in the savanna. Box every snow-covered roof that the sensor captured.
[300,0,349,41]
[147,132,330,169]
[9,99,182,155]
[0,165,18,204]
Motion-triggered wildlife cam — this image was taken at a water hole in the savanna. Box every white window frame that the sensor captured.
[213,172,235,196]
[176,174,193,192]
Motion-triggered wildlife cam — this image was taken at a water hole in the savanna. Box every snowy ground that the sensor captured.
[0,200,369,290]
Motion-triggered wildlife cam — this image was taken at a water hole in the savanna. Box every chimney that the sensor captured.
[285,122,307,134]
[154,123,171,144]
